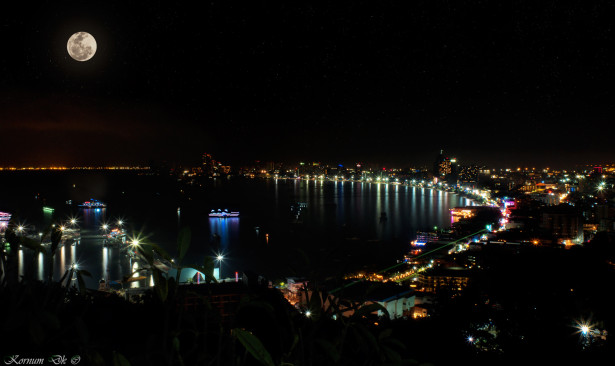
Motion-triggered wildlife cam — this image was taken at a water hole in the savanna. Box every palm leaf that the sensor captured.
[59,268,72,286]
[314,338,340,363]
[19,236,47,255]
[177,227,191,263]
[76,270,88,296]
[233,328,275,366]
[152,268,168,301]
[352,302,389,320]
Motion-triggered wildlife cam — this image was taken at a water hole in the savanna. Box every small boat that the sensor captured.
[104,227,127,247]
[0,212,11,230]
[78,199,107,208]
[209,209,239,218]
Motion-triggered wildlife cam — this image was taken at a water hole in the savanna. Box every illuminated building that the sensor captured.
[541,205,584,244]
[459,165,479,183]
[202,153,215,176]
[449,158,459,182]
[432,150,460,183]
[433,150,451,178]
[419,268,472,293]
[529,192,561,206]
[411,306,428,318]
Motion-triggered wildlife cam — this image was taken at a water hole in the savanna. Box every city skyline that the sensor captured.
[2,2,615,167]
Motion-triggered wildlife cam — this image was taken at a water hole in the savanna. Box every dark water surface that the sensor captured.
[0,172,474,288]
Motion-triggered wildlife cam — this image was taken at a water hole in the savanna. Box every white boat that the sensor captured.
[78,199,107,208]
[209,209,239,218]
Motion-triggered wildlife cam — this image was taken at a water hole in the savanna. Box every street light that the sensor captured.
[216,254,224,280]
[117,220,124,226]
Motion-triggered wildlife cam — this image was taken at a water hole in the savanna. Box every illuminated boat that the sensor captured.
[411,231,439,246]
[104,228,127,247]
[209,209,239,218]
[0,212,11,230]
[78,199,107,208]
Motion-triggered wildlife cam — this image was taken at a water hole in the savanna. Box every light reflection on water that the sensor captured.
[102,247,108,282]
[59,244,65,279]
[71,244,76,268]
[131,261,139,288]
[209,217,240,253]
[18,249,24,279]
[38,252,44,281]
[16,180,475,288]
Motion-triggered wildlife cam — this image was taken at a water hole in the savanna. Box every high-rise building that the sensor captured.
[541,205,584,244]
[202,153,225,177]
[202,153,215,176]
[433,150,451,178]
[433,150,459,183]
[449,158,459,182]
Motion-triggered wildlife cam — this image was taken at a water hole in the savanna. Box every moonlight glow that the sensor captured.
[67,32,97,61]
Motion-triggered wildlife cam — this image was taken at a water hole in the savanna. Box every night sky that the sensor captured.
[2,1,615,168]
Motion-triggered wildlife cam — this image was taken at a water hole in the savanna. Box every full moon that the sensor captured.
[67,32,97,62]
